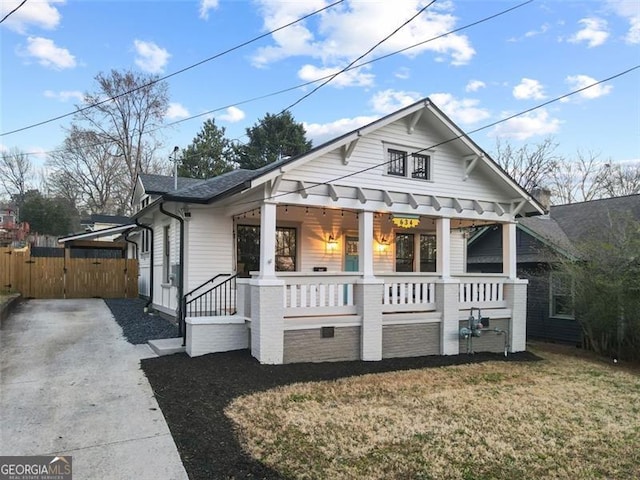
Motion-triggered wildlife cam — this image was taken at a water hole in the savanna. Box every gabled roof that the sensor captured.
[144,97,544,215]
[518,215,578,259]
[549,194,640,245]
[138,173,205,195]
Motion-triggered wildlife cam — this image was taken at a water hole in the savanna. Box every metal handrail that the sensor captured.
[184,273,231,299]
[183,274,238,319]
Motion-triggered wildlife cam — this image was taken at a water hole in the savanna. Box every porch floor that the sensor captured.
[148,338,185,356]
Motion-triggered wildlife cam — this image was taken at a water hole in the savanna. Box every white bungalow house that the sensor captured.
[132,98,544,364]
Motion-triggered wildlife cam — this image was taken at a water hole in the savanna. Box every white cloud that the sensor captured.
[304,115,379,145]
[370,89,422,114]
[165,103,190,120]
[465,79,485,92]
[133,40,170,74]
[525,23,550,38]
[565,74,613,99]
[607,0,640,44]
[569,17,609,47]
[0,0,64,33]
[251,0,475,70]
[429,93,490,125]
[298,64,374,88]
[43,89,83,102]
[394,67,411,80]
[199,0,219,20]
[512,78,546,100]
[218,106,245,123]
[21,36,76,69]
[489,109,561,140]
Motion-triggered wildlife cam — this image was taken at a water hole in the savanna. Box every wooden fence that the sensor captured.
[1,247,138,299]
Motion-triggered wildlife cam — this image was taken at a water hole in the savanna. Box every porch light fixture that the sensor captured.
[392,214,420,228]
[326,234,338,252]
[377,236,390,253]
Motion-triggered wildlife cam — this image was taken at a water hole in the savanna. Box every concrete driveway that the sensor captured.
[0,299,188,479]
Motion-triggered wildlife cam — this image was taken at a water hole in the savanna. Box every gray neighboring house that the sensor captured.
[467,194,640,345]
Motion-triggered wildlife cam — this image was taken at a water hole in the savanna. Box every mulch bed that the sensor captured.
[141,349,541,480]
[104,298,179,344]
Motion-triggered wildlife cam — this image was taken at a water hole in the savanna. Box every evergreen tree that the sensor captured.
[235,111,312,170]
[178,119,235,179]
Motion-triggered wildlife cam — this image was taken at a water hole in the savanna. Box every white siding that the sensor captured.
[281,119,515,205]
[186,208,234,291]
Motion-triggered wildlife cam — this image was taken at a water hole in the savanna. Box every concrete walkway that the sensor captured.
[0,299,188,479]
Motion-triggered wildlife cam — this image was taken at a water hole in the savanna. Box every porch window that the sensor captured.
[419,234,436,272]
[387,149,407,176]
[236,225,297,277]
[141,230,150,254]
[550,271,574,318]
[411,154,431,180]
[163,226,170,283]
[395,233,414,272]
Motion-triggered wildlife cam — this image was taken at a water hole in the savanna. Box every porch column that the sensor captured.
[358,210,374,278]
[436,278,460,355]
[251,201,285,364]
[436,217,451,278]
[502,222,517,279]
[504,279,528,352]
[356,279,384,361]
[259,202,277,279]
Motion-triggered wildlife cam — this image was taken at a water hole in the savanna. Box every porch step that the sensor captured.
[148,338,185,356]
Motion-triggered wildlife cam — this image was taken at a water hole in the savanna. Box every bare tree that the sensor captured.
[550,150,609,204]
[601,163,640,197]
[0,147,33,201]
[493,137,560,192]
[48,127,128,213]
[68,69,170,213]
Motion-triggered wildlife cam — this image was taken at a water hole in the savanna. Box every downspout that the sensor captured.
[159,202,185,345]
[135,220,154,309]
[124,230,139,301]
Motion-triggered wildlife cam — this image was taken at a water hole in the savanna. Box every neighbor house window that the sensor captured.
[550,271,574,318]
[163,226,170,283]
[236,225,297,277]
[419,234,437,272]
[411,154,431,180]
[140,195,150,212]
[387,149,407,176]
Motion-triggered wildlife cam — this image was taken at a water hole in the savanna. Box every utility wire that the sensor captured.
[0,0,345,137]
[0,0,28,24]
[278,0,436,115]
[209,64,640,210]
[17,0,533,158]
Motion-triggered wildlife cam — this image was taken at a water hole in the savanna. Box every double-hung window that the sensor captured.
[550,271,574,318]
[236,225,297,277]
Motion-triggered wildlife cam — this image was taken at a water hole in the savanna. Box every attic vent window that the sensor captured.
[411,154,431,180]
[387,149,407,176]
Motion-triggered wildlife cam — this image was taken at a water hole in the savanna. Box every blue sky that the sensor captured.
[1,0,639,171]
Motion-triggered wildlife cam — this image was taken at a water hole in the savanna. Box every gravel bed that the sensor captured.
[141,349,541,480]
[104,298,179,344]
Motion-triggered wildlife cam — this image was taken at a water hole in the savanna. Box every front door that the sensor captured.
[344,236,359,272]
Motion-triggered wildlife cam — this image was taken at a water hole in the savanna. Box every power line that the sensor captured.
[0,0,345,137]
[0,0,28,24]
[278,1,436,115]
[17,0,534,159]
[212,64,640,210]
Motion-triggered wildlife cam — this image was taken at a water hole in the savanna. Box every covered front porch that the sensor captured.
[187,198,526,364]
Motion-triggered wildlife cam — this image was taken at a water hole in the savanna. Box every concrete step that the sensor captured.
[148,338,185,356]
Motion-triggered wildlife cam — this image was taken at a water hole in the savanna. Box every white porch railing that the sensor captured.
[458,276,507,308]
[379,274,437,313]
[282,273,359,317]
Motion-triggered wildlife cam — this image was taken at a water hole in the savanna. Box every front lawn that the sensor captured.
[226,349,640,480]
